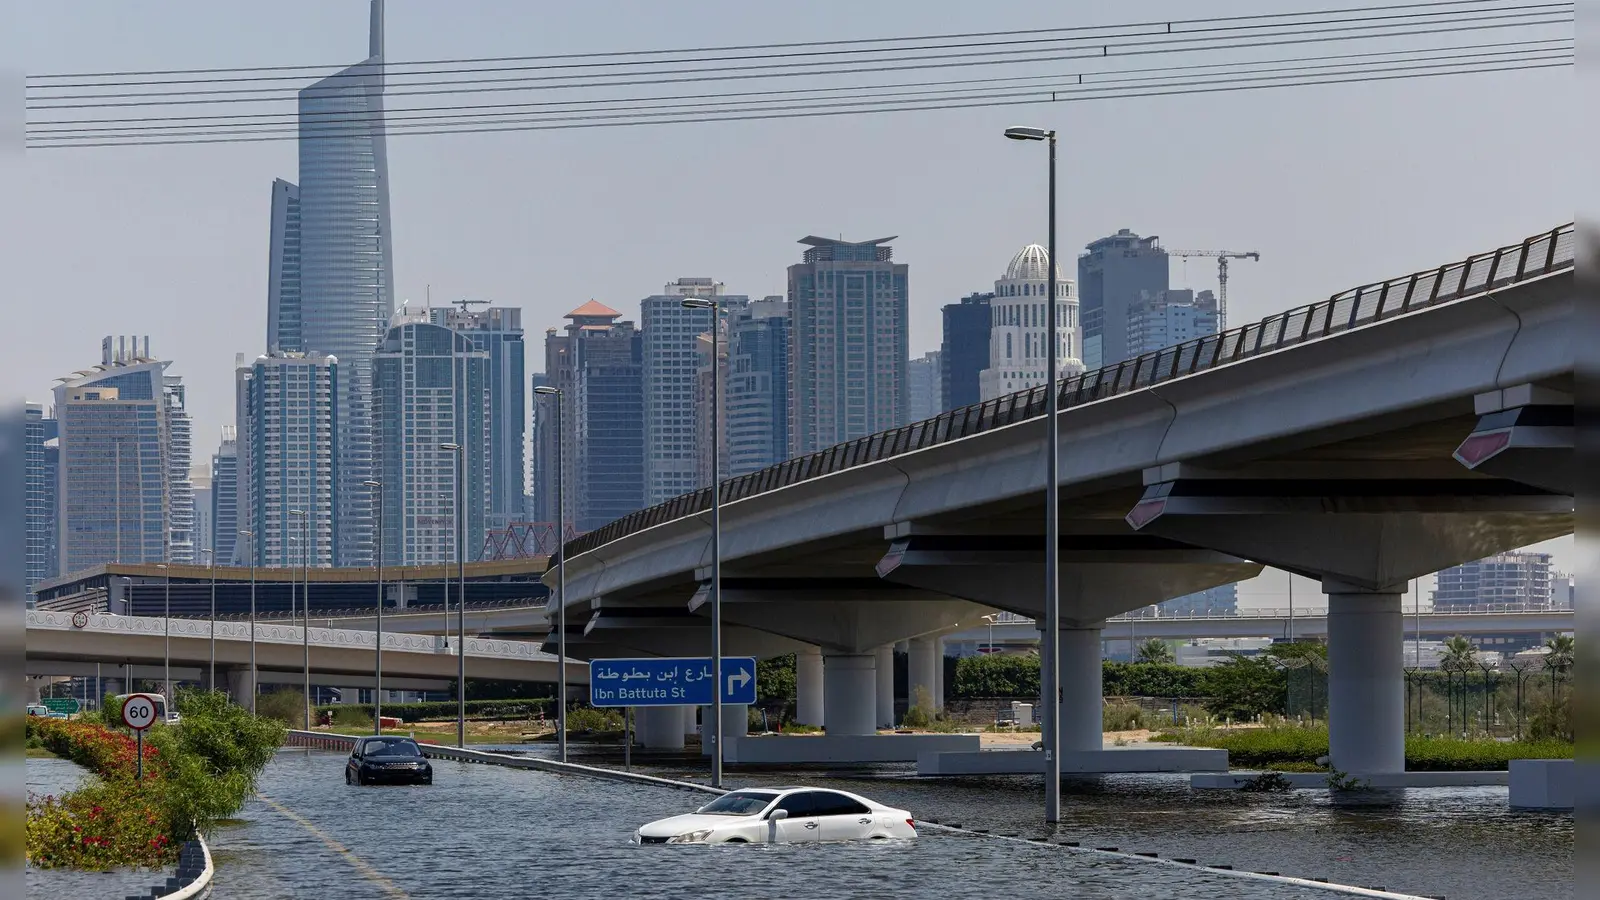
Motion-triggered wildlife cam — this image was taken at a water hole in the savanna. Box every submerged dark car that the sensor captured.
[345,737,433,786]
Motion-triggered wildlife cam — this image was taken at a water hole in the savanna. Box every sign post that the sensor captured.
[120,693,158,781]
[588,657,758,709]
[41,698,80,716]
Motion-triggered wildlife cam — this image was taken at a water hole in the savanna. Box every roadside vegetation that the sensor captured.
[1149,720,1573,771]
[25,690,284,870]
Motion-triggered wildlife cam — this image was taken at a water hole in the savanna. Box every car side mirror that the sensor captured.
[769,809,788,821]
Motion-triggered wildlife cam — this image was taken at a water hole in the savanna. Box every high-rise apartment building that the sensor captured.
[1158,583,1239,616]
[727,297,790,477]
[429,305,525,530]
[788,236,909,455]
[694,330,727,490]
[980,244,1082,400]
[940,292,992,411]
[53,337,191,573]
[241,353,338,568]
[25,404,58,600]
[372,315,490,567]
[1078,229,1168,371]
[192,475,212,563]
[273,0,392,567]
[1126,289,1219,358]
[908,351,943,422]
[211,430,239,565]
[642,279,749,504]
[1434,552,1555,610]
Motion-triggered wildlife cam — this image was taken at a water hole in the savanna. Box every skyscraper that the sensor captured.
[53,337,191,573]
[642,279,748,505]
[788,236,909,455]
[694,328,728,490]
[372,315,490,566]
[1078,229,1168,371]
[429,305,525,530]
[727,297,790,477]
[241,353,339,568]
[1158,584,1239,617]
[569,307,645,531]
[266,178,302,353]
[907,351,943,422]
[211,429,239,566]
[940,292,992,411]
[980,244,1082,400]
[193,477,212,564]
[1434,552,1555,610]
[279,0,393,567]
[25,404,58,601]
[1126,289,1219,358]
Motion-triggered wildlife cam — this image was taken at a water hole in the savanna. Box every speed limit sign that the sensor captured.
[121,693,158,731]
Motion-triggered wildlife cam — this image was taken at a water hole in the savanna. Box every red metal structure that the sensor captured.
[481,521,581,560]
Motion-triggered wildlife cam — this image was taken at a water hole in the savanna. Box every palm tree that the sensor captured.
[1136,638,1174,665]
[1441,635,1477,669]
[1544,633,1575,671]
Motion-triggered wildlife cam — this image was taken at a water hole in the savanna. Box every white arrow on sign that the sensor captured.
[727,667,751,696]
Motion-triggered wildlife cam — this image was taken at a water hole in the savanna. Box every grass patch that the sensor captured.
[1154,722,1575,771]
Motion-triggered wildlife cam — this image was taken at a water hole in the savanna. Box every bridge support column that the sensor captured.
[226,669,256,706]
[908,636,937,711]
[700,704,749,754]
[875,645,895,728]
[635,706,686,750]
[795,645,823,726]
[26,677,45,704]
[1056,625,1105,751]
[1326,582,1405,776]
[822,653,876,736]
[683,706,698,740]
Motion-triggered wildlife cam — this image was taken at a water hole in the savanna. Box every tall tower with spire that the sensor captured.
[265,0,392,565]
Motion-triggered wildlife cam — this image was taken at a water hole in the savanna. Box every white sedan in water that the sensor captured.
[636,787,918,845]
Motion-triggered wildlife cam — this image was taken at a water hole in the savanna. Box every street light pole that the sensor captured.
[290,509,309,730]
[204,548,216,690]
[1004,124,1060,823]
[532,385,567,762]
[365,480,384,734]
[441,443,467,749]
[156,563,171,708]
[682,296,724,788]
[240,529,257,713]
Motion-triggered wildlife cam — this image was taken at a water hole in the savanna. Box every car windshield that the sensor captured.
[363,739,420,756]
[696,791,779,816]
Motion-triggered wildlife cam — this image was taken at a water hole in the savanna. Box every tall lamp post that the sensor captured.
[681,295,725,788]
[290,509,309,729]
[240,529,257,713]
[203,548,217,690]
[156,563,171,708]
[365,480,385,734]
[440,443,467,749]
[1004,124,1061,823]
[532,385,568,762]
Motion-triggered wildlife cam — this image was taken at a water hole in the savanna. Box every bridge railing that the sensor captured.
[988,603,1574,626]
[567,223,1575,559]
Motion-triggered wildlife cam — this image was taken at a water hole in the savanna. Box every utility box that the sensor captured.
[1012,702,1033,728]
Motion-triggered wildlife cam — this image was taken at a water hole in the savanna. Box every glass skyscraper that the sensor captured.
[940,292,992,411]
[428,305,525,530]
[241,353,339,568]
[372,316,490,567]
[210,429,239,565]
[573,313,645,532]
[788,236,909,455]
[25,404,58,600]
[727,297,790,477]
[1078,229,1168,371]
[278,0,393,566]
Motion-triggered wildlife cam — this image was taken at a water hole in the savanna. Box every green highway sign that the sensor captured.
[42,698,80,715]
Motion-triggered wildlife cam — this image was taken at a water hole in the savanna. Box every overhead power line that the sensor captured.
[29,56,1570,150]
[26,5,1571,109]
[24,0,1561,83]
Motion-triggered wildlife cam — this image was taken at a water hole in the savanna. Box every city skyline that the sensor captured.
[13,0,1575,589]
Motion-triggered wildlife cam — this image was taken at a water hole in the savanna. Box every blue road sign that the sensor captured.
[589,657,758,708]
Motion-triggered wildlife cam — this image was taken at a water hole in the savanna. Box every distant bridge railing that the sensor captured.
[181,596,547,623]
[567,223,1575,559]
[989,604,1574,626]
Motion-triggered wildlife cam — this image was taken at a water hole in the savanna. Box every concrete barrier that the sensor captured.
[1508,759,1574,810]
[725,733,980,764]
[920,747,1227,776]
[122,832,212,900]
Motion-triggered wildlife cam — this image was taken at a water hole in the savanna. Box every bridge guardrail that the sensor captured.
[989,604,1575,626]
[568,223,1575,559]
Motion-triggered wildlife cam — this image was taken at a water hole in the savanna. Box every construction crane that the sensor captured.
[1165,249,1260,330]
[450,297,489,315]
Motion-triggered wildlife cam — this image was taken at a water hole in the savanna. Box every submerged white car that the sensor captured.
[636,787,917,845]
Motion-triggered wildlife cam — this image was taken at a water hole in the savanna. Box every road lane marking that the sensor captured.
[256,792,411,899]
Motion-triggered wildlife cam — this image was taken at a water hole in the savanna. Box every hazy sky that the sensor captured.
[7,1,1575,598]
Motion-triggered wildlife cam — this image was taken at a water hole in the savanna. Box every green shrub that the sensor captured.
[901,686,935,729]
[316,698,553,724]
[257,690,306,727]
[564,706,623,734]
[1103,700,1149,732]
[1155,722,1575,771]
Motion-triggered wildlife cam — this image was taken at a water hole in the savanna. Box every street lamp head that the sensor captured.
[155,563,168,570]
[238,529,253,538]
[1003,125,1051,142]
[440,442,463,451]
[290,509,306,517]
[363,480,381,488]
[681,298,715,310]
[532,385,560,396]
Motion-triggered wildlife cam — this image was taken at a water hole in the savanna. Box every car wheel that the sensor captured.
[724,838,747,844]
[345,770,353,785]
[354,771,365,786]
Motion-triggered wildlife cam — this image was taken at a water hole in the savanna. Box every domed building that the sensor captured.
[978,243,1083,401]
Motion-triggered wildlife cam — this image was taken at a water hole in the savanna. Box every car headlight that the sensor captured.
[666,829,713,844]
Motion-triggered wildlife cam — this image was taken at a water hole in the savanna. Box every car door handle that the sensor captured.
[804,821,818,829]
[859,818,872,825]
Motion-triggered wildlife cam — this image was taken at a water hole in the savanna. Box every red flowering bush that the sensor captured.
[26,781,172,870]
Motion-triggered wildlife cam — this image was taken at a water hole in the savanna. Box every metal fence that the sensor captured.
[568,223,1575,559]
